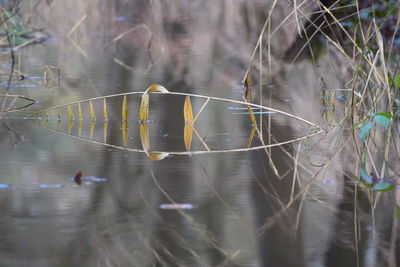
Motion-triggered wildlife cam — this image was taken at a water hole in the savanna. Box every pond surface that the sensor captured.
[0,1,398,266]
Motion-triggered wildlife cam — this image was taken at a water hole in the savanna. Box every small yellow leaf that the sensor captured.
[89,100,96,121]
[90,121,96,140]
[184,96,194,123]
[247,125,256,148]
[184,124,193,151]
[103,98,108,121]
[103,122,108,143]
[68,120,74,133]
[67,105,74,121]
[78,120,82,137]
[122,121,128,146]
[122,95,128,121]
[139,93,149,122]
[247,105,256,126]
[78,103,83,121]
[140,124,149,151]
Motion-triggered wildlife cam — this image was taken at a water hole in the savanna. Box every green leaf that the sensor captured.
[396,206,400,219]
[394,74,400,88]
[359,122,373,140]
[374,115,390,129]
[375,112,393,119]
[360,167,373,184]
[373,181,395,192]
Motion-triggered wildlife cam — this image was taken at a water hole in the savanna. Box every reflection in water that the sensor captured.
[0,0,397,266]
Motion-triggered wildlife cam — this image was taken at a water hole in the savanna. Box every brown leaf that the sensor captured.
[184,96,194,123]
[184,124,193,151]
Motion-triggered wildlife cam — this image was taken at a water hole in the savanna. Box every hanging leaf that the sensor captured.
[247,106,257,126]
[68,120,74,134]
[373,180,395,192]
[184,124,193,151]
[122,121,128,146]
[67,105,74,121]
[359,122,373,141]
[78,103,83,121]
[184,96,194,123]
[247,125,256,147]
[374,114,390,129]
[140,124,149,151]
[78,120,82,137]
[89,100,96,121]
[122,95,128,121]
[359,167,373,184]
[90,121,96,140]
[140,123,169,160]
[103,98,108,121]
[139,93,149,122]
[244,69,252,102]
[103,122,108,143]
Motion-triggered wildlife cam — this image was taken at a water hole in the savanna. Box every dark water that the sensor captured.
[0,1,398,266]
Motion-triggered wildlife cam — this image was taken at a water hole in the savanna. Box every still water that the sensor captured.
[0,1,397,266]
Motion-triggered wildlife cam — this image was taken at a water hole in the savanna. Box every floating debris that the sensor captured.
[74,171,82,185]
[159,203,196,210]
[0,184,16,189]
[37,184,62,188]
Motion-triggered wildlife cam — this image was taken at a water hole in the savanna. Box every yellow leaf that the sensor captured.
[139,93,149,122]
[184,124,193,151]
[145,84,169,93]
[68,120,74,133]
[140,124,149,151]
[184,96,194,123]
[78,103,83,121]
[147,152,169,161]
[247,105,256,126]
[90,121,96,140]
[247,125,256,148]
[122,121,128,146]
[103,122,108,143]
[78,120,82,137]
[245,70,252,102]
[89,100,96,121]
[103,98,108,121]
[122,95,128,121]
[67,105,74,121]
